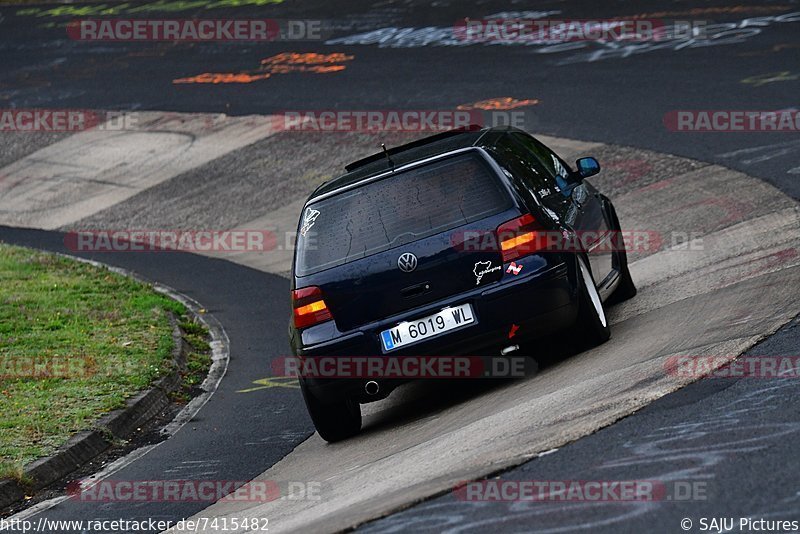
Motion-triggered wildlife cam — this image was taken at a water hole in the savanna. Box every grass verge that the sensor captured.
[0,243,207,481]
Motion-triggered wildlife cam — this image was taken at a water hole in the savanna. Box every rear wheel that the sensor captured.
[300,382,361,443]
[575,255,611,347]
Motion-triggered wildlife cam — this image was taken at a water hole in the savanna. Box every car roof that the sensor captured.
[309,125,516,200]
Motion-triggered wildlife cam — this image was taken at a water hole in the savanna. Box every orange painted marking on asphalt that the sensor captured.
[173,72,272,84]
[457,97,540,110]
[172,52,354,84]
[266,64,347,74]
[260,52,354,66]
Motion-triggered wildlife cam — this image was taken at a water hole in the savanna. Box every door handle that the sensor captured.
[401,282,431,299]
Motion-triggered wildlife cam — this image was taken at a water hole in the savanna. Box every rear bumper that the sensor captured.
[293,256,577,403]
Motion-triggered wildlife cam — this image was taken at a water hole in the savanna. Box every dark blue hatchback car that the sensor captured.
[289,126,636,441]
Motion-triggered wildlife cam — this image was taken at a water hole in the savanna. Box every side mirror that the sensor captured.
[575,157,600,179]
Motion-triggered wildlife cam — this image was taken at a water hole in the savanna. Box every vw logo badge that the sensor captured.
[397,252,418,273]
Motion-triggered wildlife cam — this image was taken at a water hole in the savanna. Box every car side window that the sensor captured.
[511,133,574,196]
[491,135,559,198]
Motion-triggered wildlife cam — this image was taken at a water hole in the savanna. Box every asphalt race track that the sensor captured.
[0,0,799,532]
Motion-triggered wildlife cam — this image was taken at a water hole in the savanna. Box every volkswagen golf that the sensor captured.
[289,125,636,442]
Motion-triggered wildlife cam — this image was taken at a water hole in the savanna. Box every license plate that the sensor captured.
[380,303,476,352]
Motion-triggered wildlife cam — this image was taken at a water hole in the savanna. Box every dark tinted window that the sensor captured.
[492,135,560,198]
[511,133,573,195]
[296,152,512,275]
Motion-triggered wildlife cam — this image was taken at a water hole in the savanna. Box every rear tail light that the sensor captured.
[292,286,332,329]
[496,214,546,262]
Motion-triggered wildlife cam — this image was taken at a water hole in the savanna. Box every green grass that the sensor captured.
[0,244,189,481]
[178,319,212,390]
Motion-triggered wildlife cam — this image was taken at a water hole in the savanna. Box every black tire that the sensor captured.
[606,201,637,305]
[300,382,361,443]
[575,255,611,347]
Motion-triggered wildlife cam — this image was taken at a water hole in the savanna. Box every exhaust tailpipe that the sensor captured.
[365,380,380,395]
[500,345,520,356]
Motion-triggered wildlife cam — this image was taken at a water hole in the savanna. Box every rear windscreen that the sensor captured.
[295,151,512,276]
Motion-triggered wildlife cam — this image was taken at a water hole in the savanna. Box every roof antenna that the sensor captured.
[381,143,395,172]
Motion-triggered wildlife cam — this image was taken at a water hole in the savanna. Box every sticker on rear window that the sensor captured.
[300,208,320,236]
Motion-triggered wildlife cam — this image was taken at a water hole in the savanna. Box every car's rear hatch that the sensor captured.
[294,151,518,332]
